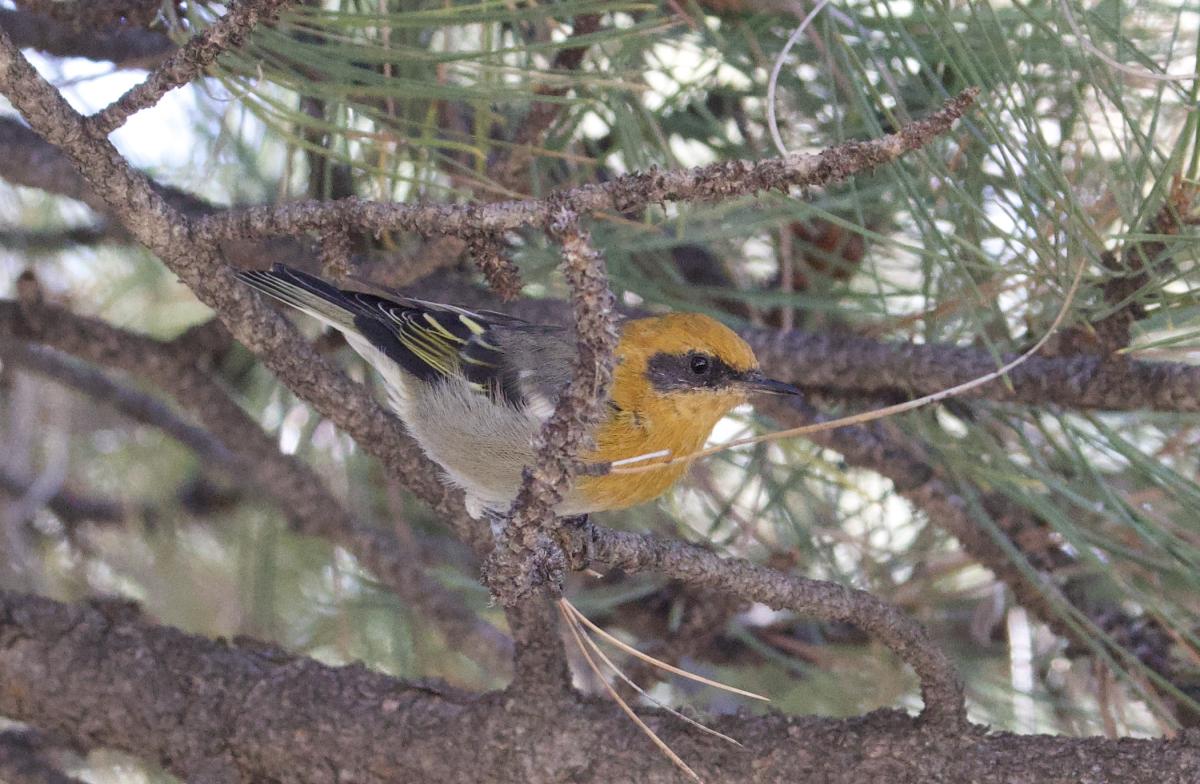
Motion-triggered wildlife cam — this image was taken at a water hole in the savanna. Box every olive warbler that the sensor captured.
[237,264,800,518]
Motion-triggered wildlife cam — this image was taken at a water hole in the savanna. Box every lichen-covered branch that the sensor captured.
[191,89,980,243]
[485,215,619,606]
[482,215,619,688]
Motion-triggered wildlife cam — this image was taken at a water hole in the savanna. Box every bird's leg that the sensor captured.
[464,494,510,539]
[483,507,508,539]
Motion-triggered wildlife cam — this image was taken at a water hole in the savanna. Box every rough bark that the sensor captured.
[0,591,1195,784]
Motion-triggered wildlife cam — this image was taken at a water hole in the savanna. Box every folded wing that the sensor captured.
[236,264,530,405]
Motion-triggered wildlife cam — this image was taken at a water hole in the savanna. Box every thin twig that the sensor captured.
[484,214,618,606]
[88,0,296,135]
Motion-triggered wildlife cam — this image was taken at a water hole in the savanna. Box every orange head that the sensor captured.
[575,312,800,513]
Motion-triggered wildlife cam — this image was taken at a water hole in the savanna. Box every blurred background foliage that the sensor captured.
[2,0,1200,778]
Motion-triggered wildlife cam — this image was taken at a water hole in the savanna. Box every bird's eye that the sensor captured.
[689,354,710,375]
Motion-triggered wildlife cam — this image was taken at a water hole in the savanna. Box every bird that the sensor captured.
[236,264,801,520]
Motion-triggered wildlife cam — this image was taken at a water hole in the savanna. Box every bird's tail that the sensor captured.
[235,264,360,332]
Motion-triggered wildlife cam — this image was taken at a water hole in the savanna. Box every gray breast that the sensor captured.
[404,377,544,513]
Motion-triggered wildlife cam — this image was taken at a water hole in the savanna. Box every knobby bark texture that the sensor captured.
[482,213,621,692]
[2,592,1197,784]
[485,215,619,607]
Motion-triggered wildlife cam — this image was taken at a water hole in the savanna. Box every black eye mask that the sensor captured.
[645,351,740,393]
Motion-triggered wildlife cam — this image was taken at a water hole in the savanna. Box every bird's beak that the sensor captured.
[738,369,803,396]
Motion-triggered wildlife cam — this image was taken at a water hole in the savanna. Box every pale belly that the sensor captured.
[373,366,714,519]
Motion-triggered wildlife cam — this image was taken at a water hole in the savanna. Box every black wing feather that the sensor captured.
[238,264,526,405]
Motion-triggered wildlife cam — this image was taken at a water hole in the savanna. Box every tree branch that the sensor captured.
[483,214,619,690]
[1,340,234,467]
[744,327,1200,413]
[0,591,1191,784]
[558,520,966,730]
[13,66,1188,418]
[0,8,173,69]
[12,0,162,30]
[486,215,619,606]
[88,0,296,135]
[191,89,980,242]
[0,299,509,669]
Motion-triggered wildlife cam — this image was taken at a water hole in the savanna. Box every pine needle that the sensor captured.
[558,600,704,783]
[560,598,770,702]
[561,599,744,747]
